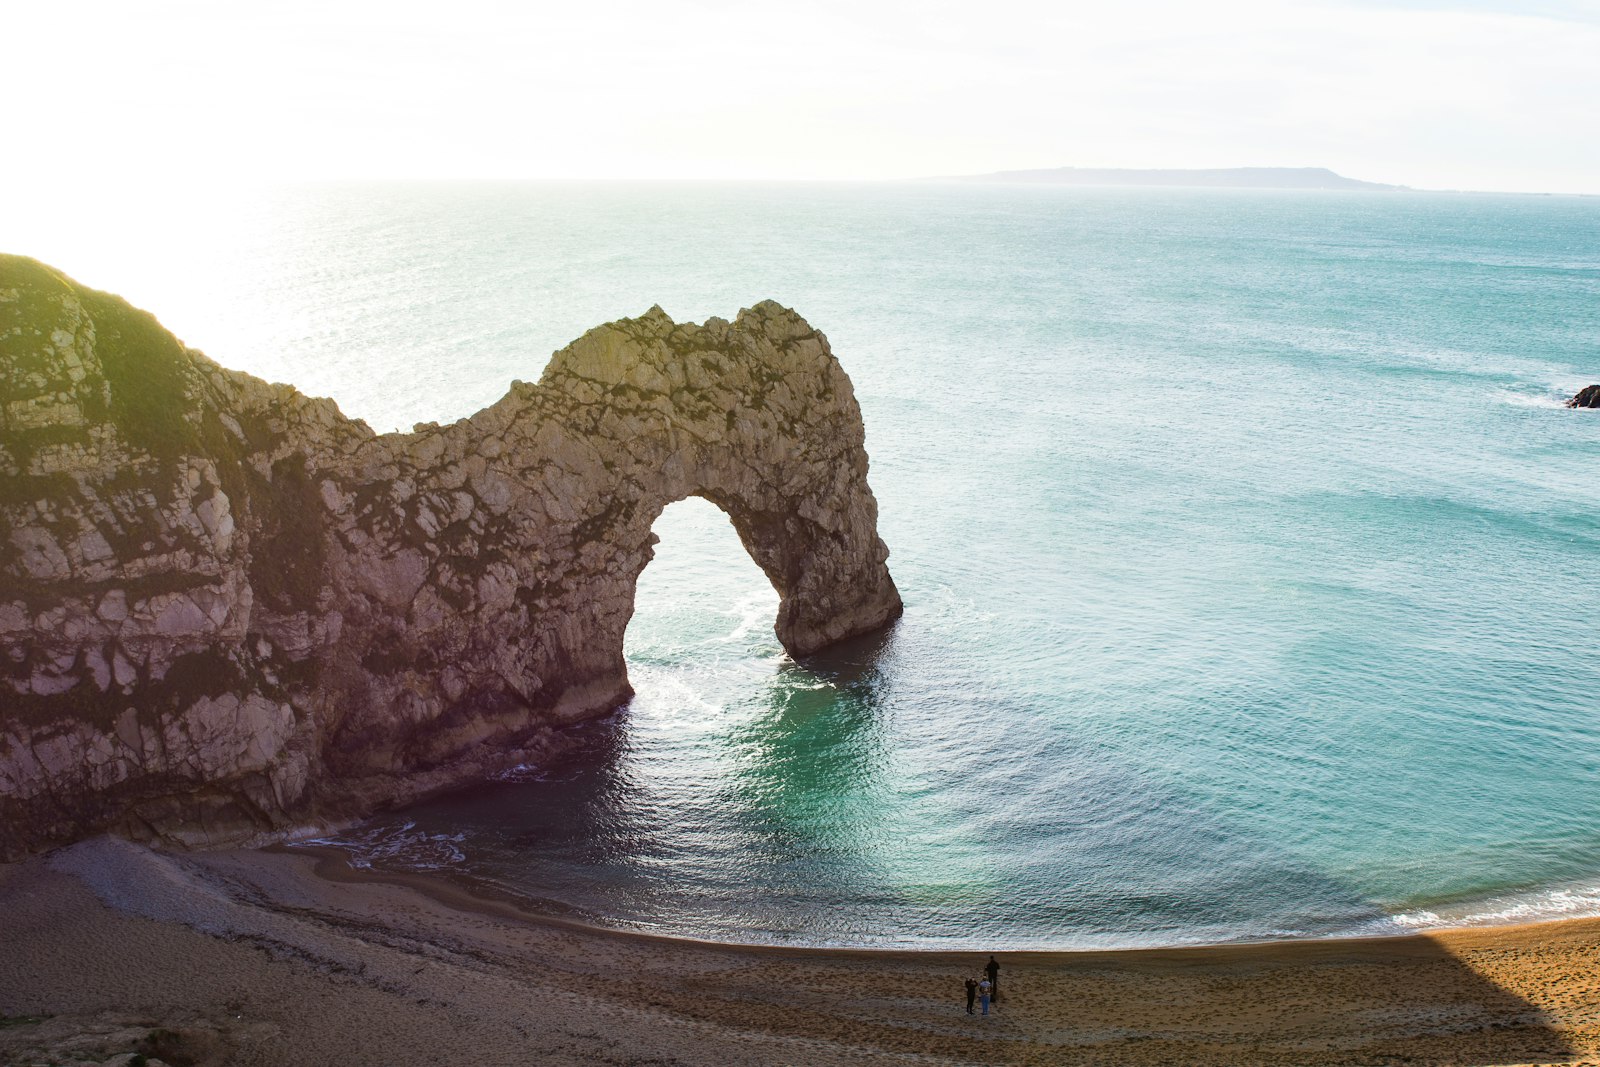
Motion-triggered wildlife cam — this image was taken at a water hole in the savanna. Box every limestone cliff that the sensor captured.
[0,255,902,858]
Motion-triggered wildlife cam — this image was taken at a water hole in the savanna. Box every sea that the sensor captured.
[11,181,1600,949]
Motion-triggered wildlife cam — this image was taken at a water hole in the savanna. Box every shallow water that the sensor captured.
[13,182,1600,947]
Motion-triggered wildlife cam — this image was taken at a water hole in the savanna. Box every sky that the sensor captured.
[6,0,1600,192]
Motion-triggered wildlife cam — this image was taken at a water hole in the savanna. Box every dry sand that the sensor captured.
[3,837,1600,1066]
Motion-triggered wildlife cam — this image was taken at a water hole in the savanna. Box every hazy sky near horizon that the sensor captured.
[9,0,1600,193]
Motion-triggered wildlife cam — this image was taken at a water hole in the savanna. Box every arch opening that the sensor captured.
[624,495,781,673]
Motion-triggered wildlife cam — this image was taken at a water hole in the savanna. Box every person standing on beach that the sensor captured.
[964,975,977,1014]
[985,955,1000,1003]
[977,976,992,1016]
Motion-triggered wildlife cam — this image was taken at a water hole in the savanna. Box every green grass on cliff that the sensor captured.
[0,254,204,462]
[79,288,203,460]
[0,256,333,616]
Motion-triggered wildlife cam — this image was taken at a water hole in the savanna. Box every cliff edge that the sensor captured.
[0,255,902,857]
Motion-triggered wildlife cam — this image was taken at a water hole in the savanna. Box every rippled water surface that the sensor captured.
[14,183,1600,946]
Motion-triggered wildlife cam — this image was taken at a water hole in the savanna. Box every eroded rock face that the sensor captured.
[0,255,902,857]
[1567,385,1600,409]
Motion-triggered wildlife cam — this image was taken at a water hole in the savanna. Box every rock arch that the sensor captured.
[0,256,902,855]
[516,302,903,686]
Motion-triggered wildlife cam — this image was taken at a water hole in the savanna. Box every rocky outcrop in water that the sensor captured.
[0,255,902,857]
[1566,385,1600,408]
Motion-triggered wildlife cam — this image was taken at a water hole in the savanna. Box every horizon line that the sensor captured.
[4,173,1597,198]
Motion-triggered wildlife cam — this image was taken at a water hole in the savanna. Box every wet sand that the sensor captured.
[3,837,1599,1066]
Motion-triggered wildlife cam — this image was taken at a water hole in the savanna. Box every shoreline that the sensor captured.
[285,838,1600,958]
[288,838,1600,966]
[5,837,1600,1065]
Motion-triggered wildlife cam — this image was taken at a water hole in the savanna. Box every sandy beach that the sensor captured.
[0,838,1596,1066]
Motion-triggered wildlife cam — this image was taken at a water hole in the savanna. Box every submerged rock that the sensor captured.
[0,255,902,857]
[1566,385,1600,408]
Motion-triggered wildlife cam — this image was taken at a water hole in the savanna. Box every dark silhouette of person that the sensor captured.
[964,975,977,1014]
[985,955,1000,1003]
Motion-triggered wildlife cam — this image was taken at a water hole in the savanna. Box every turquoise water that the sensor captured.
[15,183,1600,947]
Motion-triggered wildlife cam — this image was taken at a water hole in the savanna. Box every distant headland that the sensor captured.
[946,166,1405,191]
